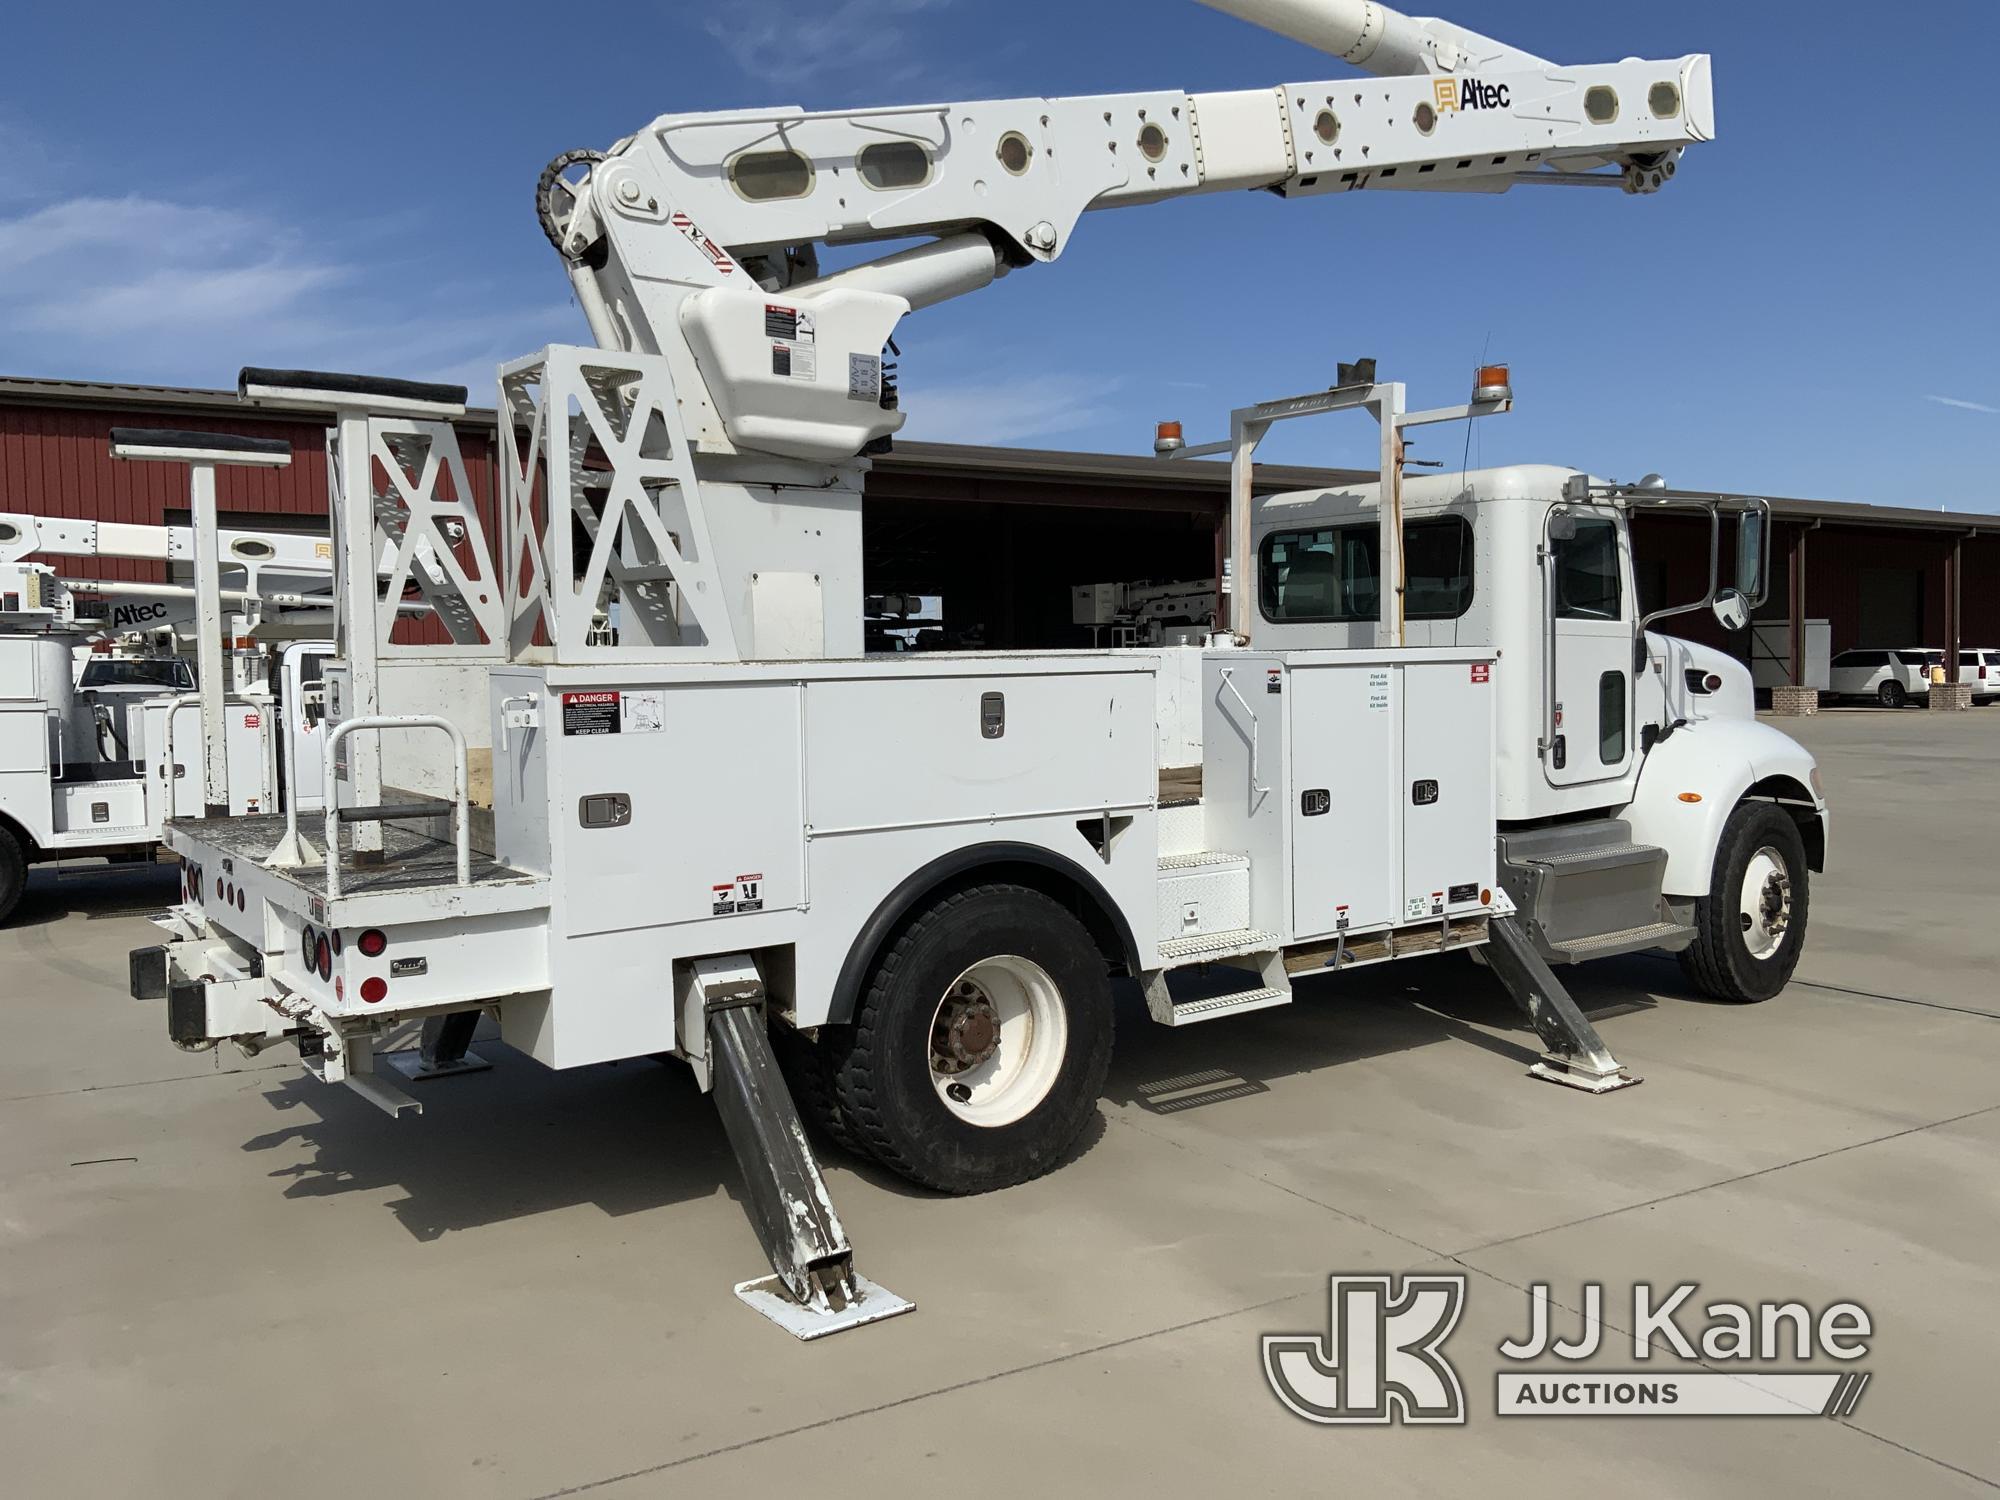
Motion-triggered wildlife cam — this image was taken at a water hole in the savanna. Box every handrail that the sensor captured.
[1216,668,1269,800]
[321,715,470,901]
[156,692,205,810]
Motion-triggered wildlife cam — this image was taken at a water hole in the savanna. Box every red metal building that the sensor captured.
[1,375,1993,672]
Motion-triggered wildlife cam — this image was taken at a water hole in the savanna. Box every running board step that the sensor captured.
[1159,928,1282,967]
[1161,985,1292,1027]
[1545,918,1695,963]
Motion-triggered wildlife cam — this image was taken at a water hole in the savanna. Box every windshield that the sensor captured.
[80,658,194,690]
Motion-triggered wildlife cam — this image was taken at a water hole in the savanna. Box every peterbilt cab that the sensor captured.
[1253,463,1827,1001]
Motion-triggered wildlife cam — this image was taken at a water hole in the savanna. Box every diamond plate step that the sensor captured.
[1159,927,1281,966]
[1547,919,1694,962]
[1158,850,1248,872]
[1162,986,1292,1027]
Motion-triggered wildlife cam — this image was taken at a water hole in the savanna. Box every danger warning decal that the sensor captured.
[711,873,765,917]
[766,304,817,381]
[561,691,621,736]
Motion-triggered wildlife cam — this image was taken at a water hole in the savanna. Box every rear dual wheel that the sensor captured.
[828,884,1113,1195]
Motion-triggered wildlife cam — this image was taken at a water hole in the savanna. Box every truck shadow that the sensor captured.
[243,1054,754,1240]
[234,951,1667,1242]
[1103,951,1666,1115]
[238,1037,1038,1239]
[9,862,179,931]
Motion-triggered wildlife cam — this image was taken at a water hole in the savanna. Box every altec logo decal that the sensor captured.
[1434,77,1513,112]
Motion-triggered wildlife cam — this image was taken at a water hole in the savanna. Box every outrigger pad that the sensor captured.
[735,1272,915,1341]
[237,367,469,410]
[108,427,291,457]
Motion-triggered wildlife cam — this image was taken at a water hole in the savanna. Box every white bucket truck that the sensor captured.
[132,1,1823,1337]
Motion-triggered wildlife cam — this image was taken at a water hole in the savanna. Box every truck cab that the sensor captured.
[1254,462,1827,996]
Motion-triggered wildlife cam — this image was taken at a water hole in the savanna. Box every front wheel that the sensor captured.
[830,883,1113,1195]
[1679,802,1810,1003]
[1878,680,1907,708]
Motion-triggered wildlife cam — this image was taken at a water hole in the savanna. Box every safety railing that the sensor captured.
[320,715,471,900]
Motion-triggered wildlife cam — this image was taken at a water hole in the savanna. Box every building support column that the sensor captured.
[1932,533,1971,712]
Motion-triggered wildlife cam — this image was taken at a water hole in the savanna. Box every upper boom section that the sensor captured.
[541,1,1712,462]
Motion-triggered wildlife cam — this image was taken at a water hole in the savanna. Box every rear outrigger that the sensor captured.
[129,0,1822,1338]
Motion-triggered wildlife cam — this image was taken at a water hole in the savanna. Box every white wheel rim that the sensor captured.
[1737,846,1792,960]
[927,955,1067,1128]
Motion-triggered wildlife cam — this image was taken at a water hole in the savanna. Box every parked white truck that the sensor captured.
[132,1,1820,1338]
[0,486,347,924]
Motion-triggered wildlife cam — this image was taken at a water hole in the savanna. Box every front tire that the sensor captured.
[0,823,24,926]
[1878,680,1907,708]
[1679,802,1810,1003]
[831,883,1113,1195]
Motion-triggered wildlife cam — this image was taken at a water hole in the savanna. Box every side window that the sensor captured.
[1260,516,1473,624]
[1554,516,1622,621]
[1404,517,1475,621]
[1260,526,1379,624]
[1598,671,1627,764]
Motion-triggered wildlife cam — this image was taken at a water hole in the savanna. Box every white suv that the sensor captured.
[1827,648,1931,707]
[1961,648,2000,703]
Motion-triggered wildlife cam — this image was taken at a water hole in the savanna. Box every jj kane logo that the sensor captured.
[1434,76,1513,112]
[1264,1276,1873,1424]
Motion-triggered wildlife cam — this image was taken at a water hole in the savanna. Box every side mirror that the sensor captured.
[1711,589,1750,632]
[1547,508,1579,542]
[1735,511,1766,600]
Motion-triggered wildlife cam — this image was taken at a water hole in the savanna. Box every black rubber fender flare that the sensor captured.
[827,841,1141,1027]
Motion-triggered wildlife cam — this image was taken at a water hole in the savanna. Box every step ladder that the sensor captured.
[1145,896,1293,1027]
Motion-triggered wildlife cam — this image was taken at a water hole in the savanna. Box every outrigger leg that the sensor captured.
[1485,917,1640,1094]
[384,1010,492,1081]
[690,955,915,1339]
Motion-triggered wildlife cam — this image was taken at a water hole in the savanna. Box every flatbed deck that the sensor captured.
[169,814,540,897]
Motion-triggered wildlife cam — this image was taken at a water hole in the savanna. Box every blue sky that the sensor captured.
[1,0,1995,510]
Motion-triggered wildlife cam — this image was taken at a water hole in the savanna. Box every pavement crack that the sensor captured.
[0,1060,293,1105]
[524,1289,1313,1498]
[1452,1100,2000,1258]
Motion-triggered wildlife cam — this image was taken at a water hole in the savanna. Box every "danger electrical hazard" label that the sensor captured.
[561,691,620,735]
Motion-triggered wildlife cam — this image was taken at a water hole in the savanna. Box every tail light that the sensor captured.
[315,934,333,982]
[359,977,388,1004]
[357,928,388,958]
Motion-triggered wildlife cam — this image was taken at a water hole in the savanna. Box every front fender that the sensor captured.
[1624,719,1827,896]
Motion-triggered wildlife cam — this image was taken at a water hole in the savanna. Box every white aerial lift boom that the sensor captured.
[135,2,1824,1344]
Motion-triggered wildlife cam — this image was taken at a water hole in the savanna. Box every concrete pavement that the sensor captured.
[1,709,1995,1497]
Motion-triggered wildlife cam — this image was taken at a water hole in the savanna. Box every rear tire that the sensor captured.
[1878,680,1907,708]
[0,824,24,926]
[769,1019,865,1158]
[1679,802,1809,1003]
[831,883,1113,1195]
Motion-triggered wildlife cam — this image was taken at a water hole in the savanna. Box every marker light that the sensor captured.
[1678,792,1704,804]
[1153,420,1185,457]
[357,929,388,958]
[1474,364,1513,403]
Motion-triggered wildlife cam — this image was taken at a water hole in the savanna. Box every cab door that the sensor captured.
[1543,507,1635,788]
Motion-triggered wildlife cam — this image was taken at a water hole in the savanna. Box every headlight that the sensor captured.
[1809,767,1826,801]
